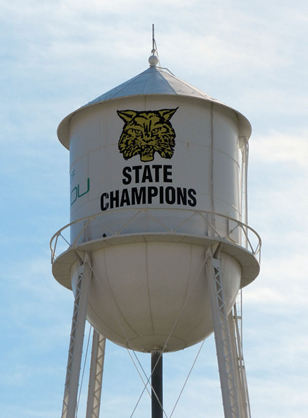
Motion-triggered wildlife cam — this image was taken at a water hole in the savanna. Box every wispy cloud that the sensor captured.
[249,376,308,418]
[245,252,308,308]
[246,130,308,312]
[251,131,308,166]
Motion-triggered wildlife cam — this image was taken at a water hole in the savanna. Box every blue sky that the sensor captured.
[1,0,308,417]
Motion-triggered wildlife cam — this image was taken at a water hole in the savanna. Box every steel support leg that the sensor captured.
[86,330,106,418]
[151,351,163,418]
[228,305,251,418]
[61,255,92,418]
[206,250,243,418]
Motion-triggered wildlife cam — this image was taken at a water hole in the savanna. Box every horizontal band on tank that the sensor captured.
[52,232,260,294]
[100,186,197,211]
[50,208,261,290]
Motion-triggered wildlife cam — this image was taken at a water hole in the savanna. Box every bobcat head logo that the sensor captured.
[117,108,178,162]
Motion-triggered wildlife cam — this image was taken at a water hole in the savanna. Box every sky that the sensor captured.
[1,0,308,417]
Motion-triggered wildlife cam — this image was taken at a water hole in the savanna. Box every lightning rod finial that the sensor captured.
[148,24,159,67]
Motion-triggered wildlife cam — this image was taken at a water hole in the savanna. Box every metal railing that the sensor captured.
[50,208,261,265]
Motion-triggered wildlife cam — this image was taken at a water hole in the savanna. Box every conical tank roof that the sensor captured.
[57,58,251,148]
[87,65,215,104]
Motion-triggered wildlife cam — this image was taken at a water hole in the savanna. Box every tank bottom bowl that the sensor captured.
[71,239,241,352]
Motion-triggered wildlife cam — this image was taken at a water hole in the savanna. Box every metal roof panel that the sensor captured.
[57,64,251,148]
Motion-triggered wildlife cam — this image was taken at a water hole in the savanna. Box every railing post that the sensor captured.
[51,209,261,268]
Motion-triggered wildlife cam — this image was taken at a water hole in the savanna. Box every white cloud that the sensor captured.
[244,251,308,312]
[0,256,72,347]
[3,0,306,79]
[249,376,308,418]
[245,131,308,310]
[251,131,308,166]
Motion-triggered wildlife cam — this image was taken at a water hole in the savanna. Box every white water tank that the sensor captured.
[52,57,260,352]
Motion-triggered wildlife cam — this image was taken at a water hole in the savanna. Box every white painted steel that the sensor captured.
[67,95,245,244]
[52,62,261,353]
[206,249,242,418]
[61,256,91,418]
[229,304,251,417]
[51,208,260,352]
[71,241,240,352]
[57,66,251,147]
[50,208,261,288]
[86,330,106,418]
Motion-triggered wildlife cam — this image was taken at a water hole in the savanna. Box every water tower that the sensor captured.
[50,32,261,418]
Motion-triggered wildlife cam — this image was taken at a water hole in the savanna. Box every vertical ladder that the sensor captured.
[229,304,251,417]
